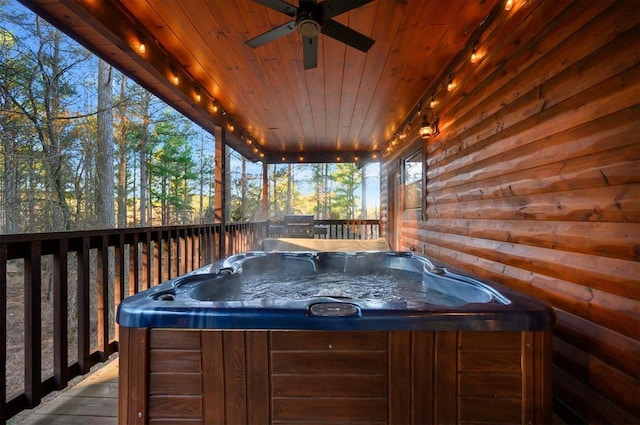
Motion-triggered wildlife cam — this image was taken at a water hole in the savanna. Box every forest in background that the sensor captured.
[0,0,379,235]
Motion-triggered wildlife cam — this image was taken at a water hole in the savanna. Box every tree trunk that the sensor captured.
[96,59,115,228]
[1,99,20,233]
[224,145,231,221]
[139,91,150,227]
[286,163,292,214]
[361,166,367,219]
[38,25,71,230]
[241,157,247,220]
[198,135,205,223]
[116,75,128,227]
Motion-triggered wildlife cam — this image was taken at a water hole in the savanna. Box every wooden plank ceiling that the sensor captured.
[20,0,498,163]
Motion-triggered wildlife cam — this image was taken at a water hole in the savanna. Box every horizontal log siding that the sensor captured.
[382,1,639,423]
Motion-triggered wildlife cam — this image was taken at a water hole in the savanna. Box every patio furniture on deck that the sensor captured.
[269,215,328,238]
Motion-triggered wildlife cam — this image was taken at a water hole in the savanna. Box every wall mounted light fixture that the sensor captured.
[419,108,440,139]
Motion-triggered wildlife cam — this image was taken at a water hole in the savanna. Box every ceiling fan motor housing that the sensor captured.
[296,8,322,38]
[245,0,375,69]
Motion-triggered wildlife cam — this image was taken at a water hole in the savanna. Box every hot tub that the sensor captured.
[117,251,554,424]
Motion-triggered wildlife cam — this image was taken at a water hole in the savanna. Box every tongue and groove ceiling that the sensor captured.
[19,0,498,163]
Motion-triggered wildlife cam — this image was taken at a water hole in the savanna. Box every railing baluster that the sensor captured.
[181,229,187,274]
[167,230,174,280]
[0,243,7,422]
[160,234,168,283]
[187,229,193,269]
[130,233,139,295]
[153,232,161,286]
[114,233,125,342]
[77,237,90,375]
[96,235,109,360]
[53,238,68,389]
[24,241,42,408]
[142,232,150,292]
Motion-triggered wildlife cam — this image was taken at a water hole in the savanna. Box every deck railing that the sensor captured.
[0,219,380,421]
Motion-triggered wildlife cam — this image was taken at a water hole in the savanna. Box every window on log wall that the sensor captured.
[403,149,424,212]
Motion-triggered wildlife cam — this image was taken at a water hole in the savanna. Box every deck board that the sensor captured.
[10,357,118,425]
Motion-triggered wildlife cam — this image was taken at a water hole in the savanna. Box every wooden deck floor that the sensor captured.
[10,357,118,425]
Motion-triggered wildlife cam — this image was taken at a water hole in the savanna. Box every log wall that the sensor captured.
[380,1,639,422]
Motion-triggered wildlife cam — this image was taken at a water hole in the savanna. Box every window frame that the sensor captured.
[401,145,425,218]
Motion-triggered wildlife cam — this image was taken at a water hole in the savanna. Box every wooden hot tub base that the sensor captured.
[119,327,552,424]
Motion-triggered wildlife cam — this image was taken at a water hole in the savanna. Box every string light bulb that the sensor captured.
[505,0,513,11]
[429,93,437,109]
[137,41,146,55]
[471,43,479,63]
[447,75,455,92]
[170,67,179,85]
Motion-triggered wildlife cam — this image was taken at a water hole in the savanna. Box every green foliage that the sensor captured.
[148,116,197,225]
[331,163,361,219]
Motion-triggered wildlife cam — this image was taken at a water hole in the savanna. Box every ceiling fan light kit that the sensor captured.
[245,0,375,69]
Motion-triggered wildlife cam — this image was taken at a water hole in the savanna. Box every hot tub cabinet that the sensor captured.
[117,252,554,424]
[119,328,550,424]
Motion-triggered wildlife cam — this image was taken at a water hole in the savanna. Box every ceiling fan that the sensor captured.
[246,0,375,70]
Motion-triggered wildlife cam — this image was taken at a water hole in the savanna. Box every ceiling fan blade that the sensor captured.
[302,36,318,69]
[321,19,375,53]
[246,21,296,48]
[321,0,374,20]
[249,0,297,17]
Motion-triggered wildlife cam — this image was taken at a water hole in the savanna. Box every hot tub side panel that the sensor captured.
[118,327,552,424]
